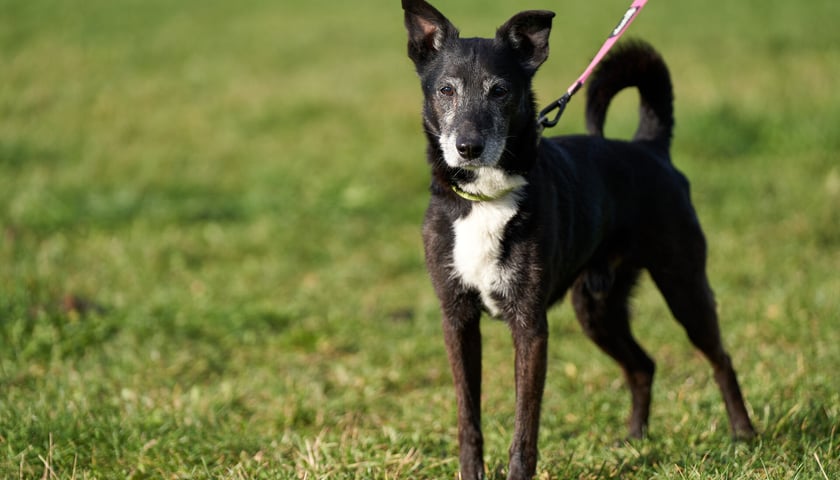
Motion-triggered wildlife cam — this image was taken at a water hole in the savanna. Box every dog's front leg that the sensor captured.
[442,308,485,480]
[507,314,548,480]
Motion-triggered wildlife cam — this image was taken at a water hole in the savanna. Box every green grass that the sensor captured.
[1,0,839,478]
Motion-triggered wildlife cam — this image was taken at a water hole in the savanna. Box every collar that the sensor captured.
[451,183,516,202]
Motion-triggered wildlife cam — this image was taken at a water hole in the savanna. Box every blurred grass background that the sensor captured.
[1,0,838,478]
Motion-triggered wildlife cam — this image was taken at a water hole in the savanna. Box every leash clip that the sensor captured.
[537,91,572,129]
[538,83,581,129]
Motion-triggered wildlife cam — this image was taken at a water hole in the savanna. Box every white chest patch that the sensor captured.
[451,179,525,317]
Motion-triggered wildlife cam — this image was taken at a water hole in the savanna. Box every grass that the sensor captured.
[1,0,838,478]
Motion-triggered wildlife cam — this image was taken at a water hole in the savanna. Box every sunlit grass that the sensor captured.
[1,0,838,478]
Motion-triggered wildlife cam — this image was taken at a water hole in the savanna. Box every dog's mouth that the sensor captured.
[455,162,483,171]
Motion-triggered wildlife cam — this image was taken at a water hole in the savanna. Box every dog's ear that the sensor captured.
[402,0,458,67]
[496,11,555,74]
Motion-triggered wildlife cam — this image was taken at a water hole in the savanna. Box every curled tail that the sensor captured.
[585,40,674,148]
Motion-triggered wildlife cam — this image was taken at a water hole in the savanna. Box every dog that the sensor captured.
[401,0,756,478]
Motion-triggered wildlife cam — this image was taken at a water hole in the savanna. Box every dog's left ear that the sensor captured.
[496,11,555,75]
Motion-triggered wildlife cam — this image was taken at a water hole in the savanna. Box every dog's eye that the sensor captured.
[439,85,455,97]
[490,85,509,98]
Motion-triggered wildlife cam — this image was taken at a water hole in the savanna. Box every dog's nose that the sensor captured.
[456,140,484,160]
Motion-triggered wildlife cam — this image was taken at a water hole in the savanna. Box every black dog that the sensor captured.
[401,1,756,478]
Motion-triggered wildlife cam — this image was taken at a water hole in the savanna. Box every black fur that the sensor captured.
[402,1,756,479]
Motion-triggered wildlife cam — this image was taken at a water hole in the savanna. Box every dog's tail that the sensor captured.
[585,40,674,149]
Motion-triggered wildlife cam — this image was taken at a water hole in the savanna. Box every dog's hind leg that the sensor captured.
[647,229,756,439]
[572,265,654,439]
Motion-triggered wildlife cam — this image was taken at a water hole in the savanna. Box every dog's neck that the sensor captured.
[450,167,528,202]
[451,183,514,202]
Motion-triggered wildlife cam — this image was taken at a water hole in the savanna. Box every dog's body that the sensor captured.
[402,1,755,478]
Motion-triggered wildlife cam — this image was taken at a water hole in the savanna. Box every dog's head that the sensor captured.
[402,0,554,172]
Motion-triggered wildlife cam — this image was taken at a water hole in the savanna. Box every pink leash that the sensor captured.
[538,0,649,129]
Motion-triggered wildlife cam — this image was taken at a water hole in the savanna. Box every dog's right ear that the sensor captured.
[402,0,458,67]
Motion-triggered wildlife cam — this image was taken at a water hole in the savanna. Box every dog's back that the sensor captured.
[527,41,684,303]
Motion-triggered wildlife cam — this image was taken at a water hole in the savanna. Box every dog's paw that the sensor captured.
[732,425,759,442]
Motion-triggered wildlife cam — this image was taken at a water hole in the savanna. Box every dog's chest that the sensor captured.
[452,197,520,317]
